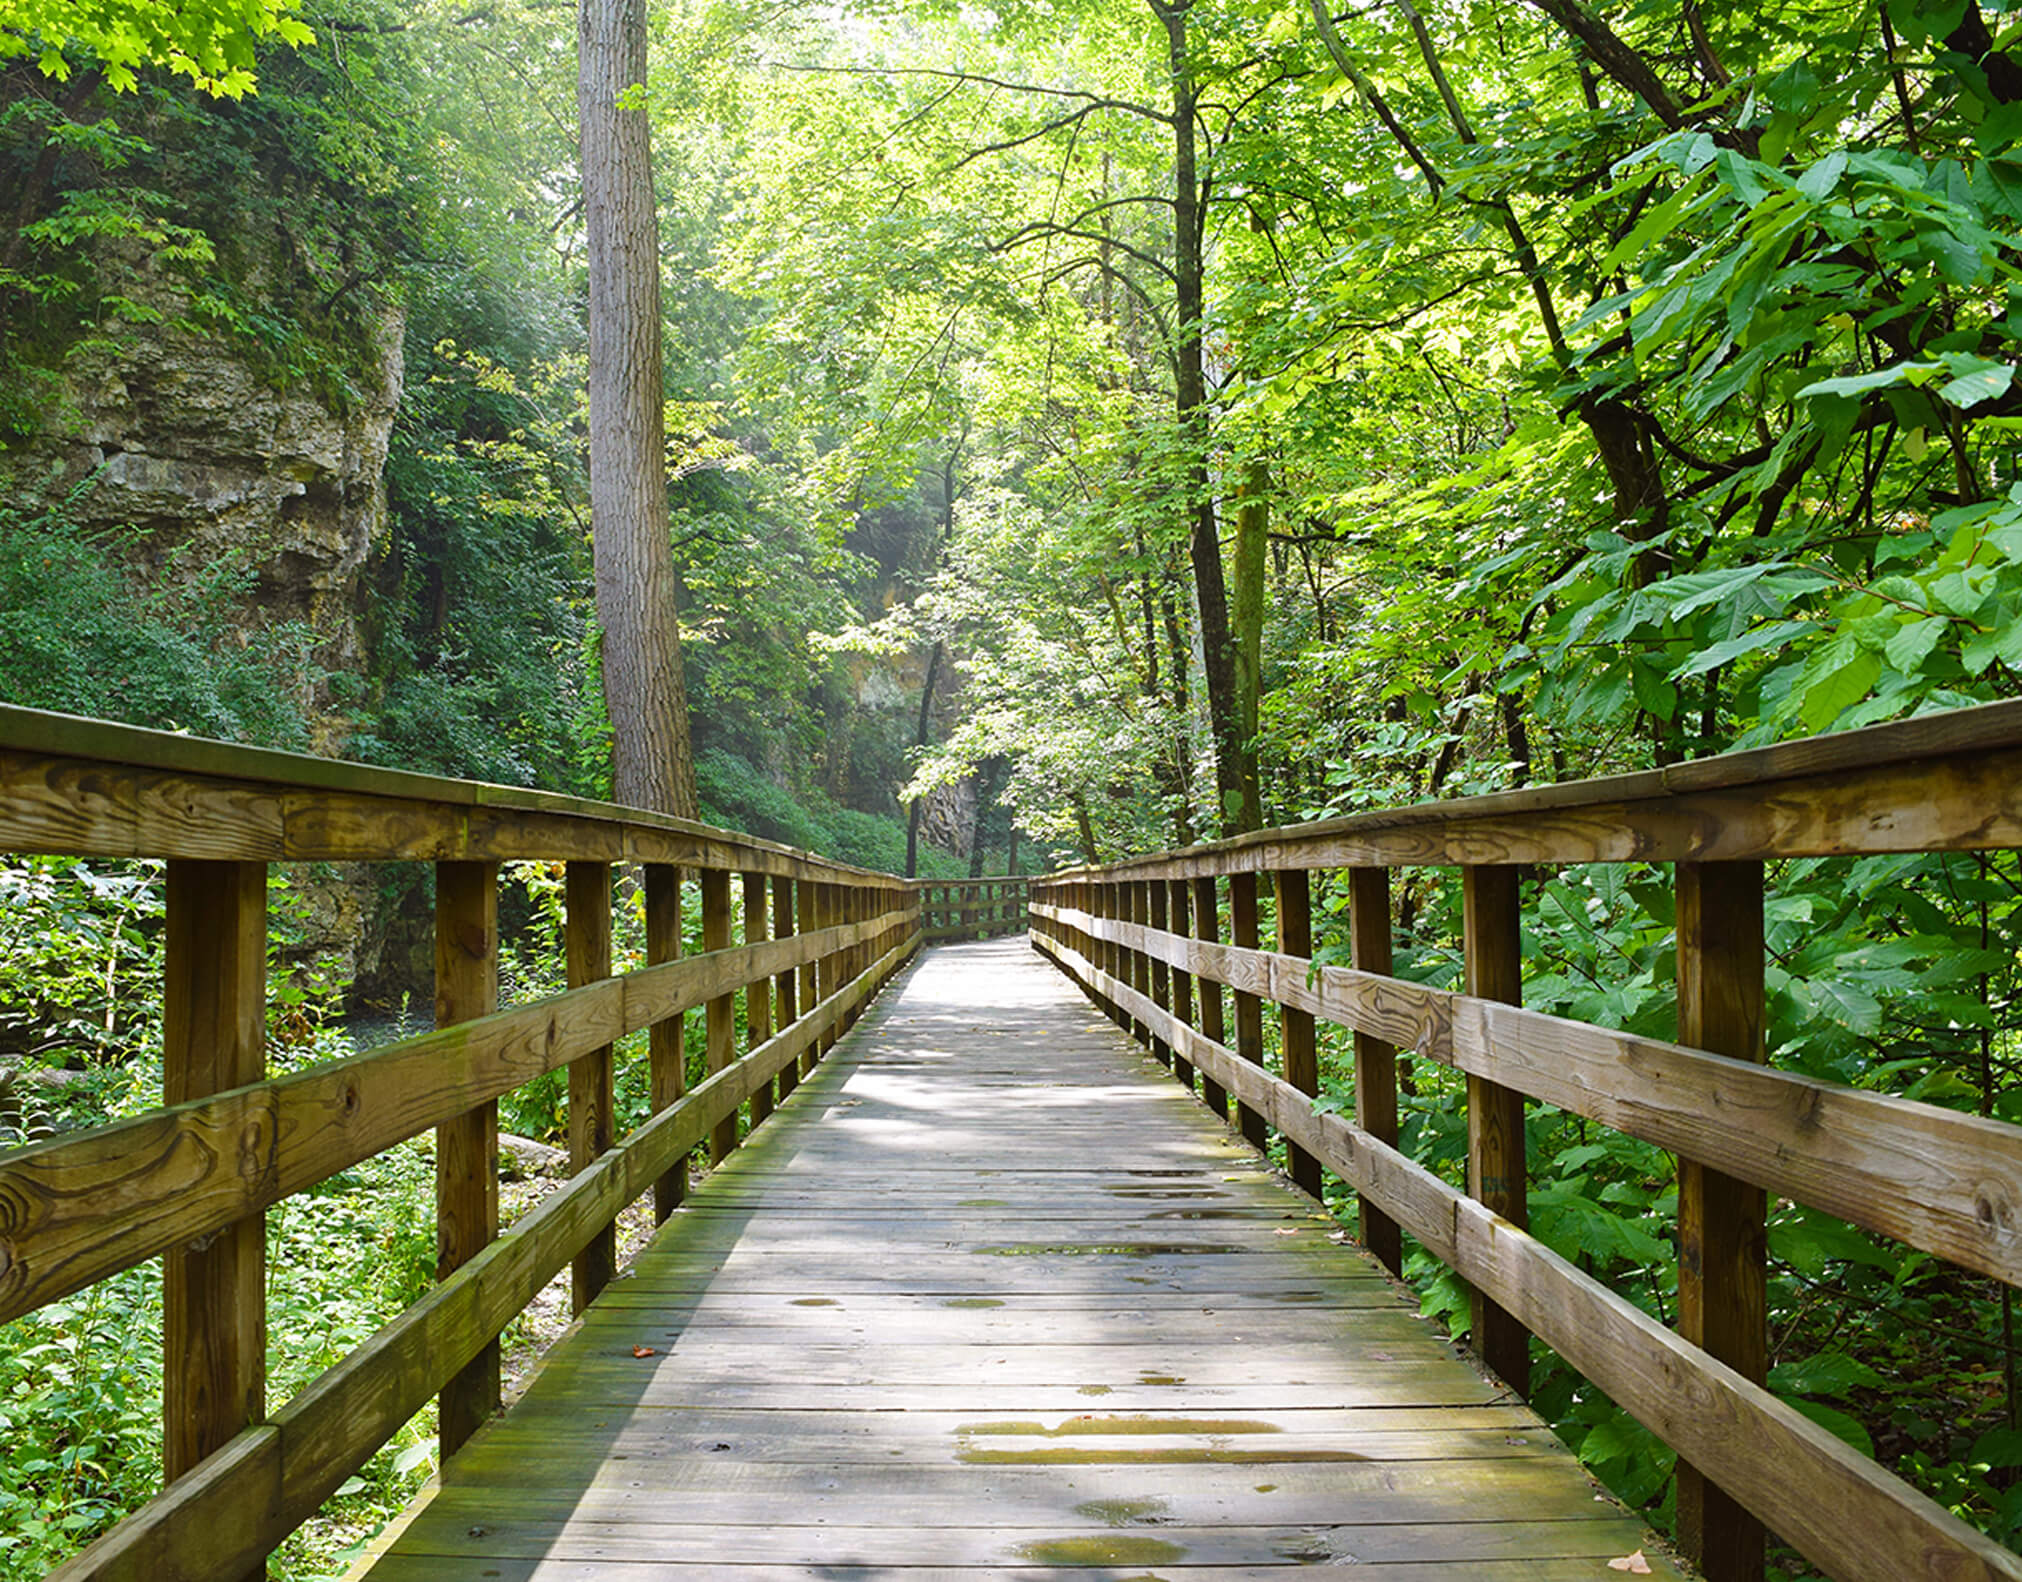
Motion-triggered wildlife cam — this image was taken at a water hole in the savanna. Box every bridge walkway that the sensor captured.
[354,937,1686,1580]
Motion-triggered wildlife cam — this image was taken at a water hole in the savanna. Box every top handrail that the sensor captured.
[1045,696,2022,874]
[0,703,905,883]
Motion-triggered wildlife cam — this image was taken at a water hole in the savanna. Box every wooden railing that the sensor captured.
[1030,700,2022,1582]
[0,704,920,1582]
[915,876,1028,941]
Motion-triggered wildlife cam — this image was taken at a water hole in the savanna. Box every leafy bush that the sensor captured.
[0,497,315,746]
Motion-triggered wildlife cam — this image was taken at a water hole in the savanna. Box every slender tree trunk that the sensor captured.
[1156,0,1251,837]
[579,0,696,817]
[904,641,943,879]
[904,438,964,878]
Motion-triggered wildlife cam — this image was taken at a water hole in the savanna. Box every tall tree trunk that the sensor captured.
[904,438,964,878]
[969,757,1007,878]
[579,0,697,817]
[904,640,943,879]
[1156,0,1251,837]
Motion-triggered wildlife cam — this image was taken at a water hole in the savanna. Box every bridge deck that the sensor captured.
[355,938,1687,1580]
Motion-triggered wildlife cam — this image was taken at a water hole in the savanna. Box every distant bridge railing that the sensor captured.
[914,875,1028,941]
[0,705,919,1582]
[1030,702,2022,1582]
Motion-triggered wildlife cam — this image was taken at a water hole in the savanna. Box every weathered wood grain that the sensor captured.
[434,860,500,1459]
[1349,866,1401,1274]
[1034,901,2022,1284]
[1462,865,1528,1398]
[343,937,1681,1582]
[45,938,916,1582]
[0,705,915,883]
[1673,859,1766,1582]
[1042,934,2022,1582]
[1276,867,1319,1198]
[644,863,686,1221]
[161,859,267,1511]
[567,862,616,1312]
[0,913,904,1326]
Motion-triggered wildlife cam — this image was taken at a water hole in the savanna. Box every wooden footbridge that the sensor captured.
[3,702,2022,1582]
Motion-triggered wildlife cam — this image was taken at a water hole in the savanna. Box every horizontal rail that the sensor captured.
[0,704,906,881]
[1034,931,2022,1582]
[1033,902,2022,1285]
[1045,698,2022,874]
[915,876,1028,941]
[0,909,907,1323]
[48,932,915,1582]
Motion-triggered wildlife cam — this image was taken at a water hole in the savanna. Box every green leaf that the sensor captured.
[1795,645,1880,731]
[1768,1351,1884,1397]
[1798,363,1941,401]
[1938,355,2015,409]
[1669,619,1810,679]
[1883,616,1949,672]
[1794,974,1882,1035]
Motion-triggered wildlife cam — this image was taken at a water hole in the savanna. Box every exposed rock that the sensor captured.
[2,280,405,753]
[499,1133,568,1180]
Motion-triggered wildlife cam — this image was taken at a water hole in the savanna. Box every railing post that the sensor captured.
[1127,879,1152,1053]
[1228,870,1268,1149]
[1165,879,1196,1090]
[1349,866,1401,1274]
[743,871,774,1126]
[816,881,839,1056]
[435,859,499,1458]
[702,866,737,1163]
[798,879,820,1074]
[774,875,799,1098]
[645,863,686,1221]
[567,860,615,1312]
[1275,867,1320,1198]
[162,859,266,1518]
[1192,875,1228,1122]
[1147,878,1172,1067]
[1675,859,1767,1582]
[1462,863,1528,1395]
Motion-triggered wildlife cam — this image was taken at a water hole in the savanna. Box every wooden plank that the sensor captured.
[1046,935,2022,1582]
[1275,867,1319,1198]
[644,864,686,1222]
[743,873,775,1128]
[568,861,616,1313]
[1673,860,1766,1582]
[1462,866,1527,1396]
[434,860,500,1459]
[0,912,925,1326]
[1350,867,1401,1274]
[161,860,267,1513]
[773,876,798,1101]
[50,938,917,1582]
[1168,878,1196,1090]
[1193,875,1228,1121]
[1147,880,1173,1068]
[1042,898,2022,1287]
[797,881,818,1080]
[1228,871,1268,1149]
[703,868,737,1164]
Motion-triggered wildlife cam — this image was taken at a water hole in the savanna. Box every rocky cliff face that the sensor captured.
[2,283,409,990]
[3,291,406,753]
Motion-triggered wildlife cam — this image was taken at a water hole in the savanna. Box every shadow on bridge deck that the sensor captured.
[350,936,1687,1581]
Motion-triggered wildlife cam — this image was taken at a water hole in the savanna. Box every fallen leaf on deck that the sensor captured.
[1607,1551,1652,1574]
[632,1345,657,1358]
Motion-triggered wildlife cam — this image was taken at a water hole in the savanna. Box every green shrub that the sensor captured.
[0,497,315,747]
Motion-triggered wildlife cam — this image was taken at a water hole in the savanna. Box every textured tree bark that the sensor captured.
[1156,0,1250,837]
[578,0,697,818]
